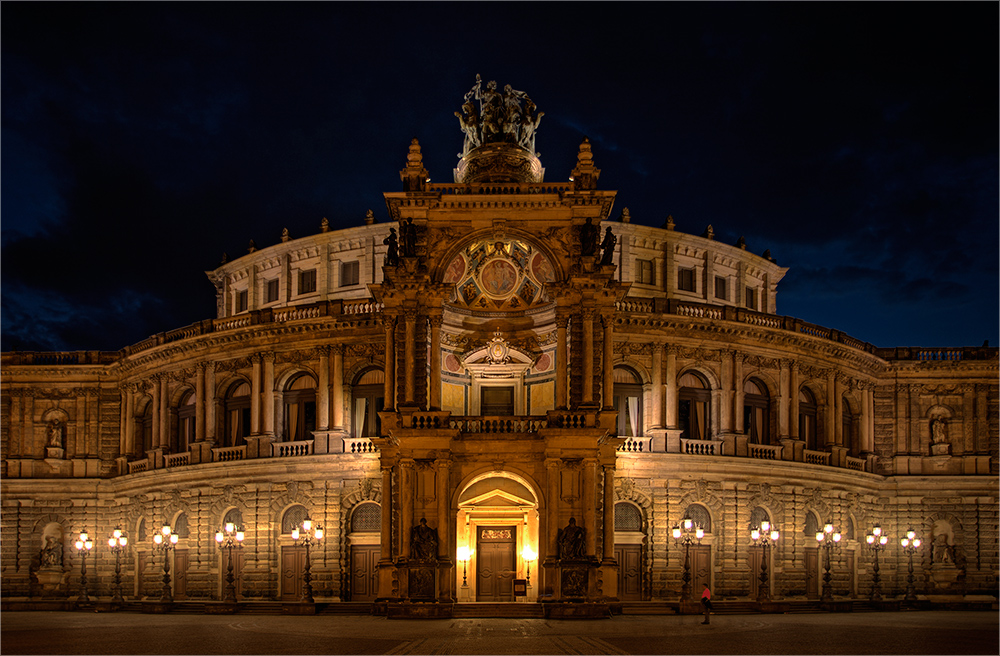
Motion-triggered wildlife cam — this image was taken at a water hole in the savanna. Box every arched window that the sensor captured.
[684,504,712,533]
[843,397,858,456]
[351,502,381,533]
[614,503,643,532]
[137,518,147,542]
[612,367,643,438]
[679,371,710,440]
[174,513,190,539]
[803,512,820,537]
[743,378,770,445]
[748,506,771,530]
[176,390,196,453]
[137,399,153,458]
[283,374,317,442]
[799,388,818,451]
[224,381,251,447]
[281,505,308,534]
[353,369,385,438]
[223,508,243,530]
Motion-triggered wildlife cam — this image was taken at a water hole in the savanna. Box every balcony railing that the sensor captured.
[748,443,782,460]
[804,449,832,466]
[451,416,548,434]
[164,452,190,468]
[273,440,313,458]
[681,438,718,456]
[212,445,246,462]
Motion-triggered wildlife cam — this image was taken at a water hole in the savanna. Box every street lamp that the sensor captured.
[152,524,179,603]
[900,528,922,602]
[73,531,94,602]
[522,545,537,586]
[215,522,245,603]
[816,521,842,602]
[107,528,128,604]
[671,515,704,602]
[750,521,780,602]
[291,516,322,603]
[864,524,889,601]
[457,546,471,588]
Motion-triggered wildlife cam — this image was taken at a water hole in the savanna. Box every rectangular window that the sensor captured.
[298,269,317,295]
[265,279,279,303]
[637,259,654,285]
[746,286,757,310]
[235,289,248,313]
[678,267,696,292]
[715,276,727,300]
[340,261,360,287]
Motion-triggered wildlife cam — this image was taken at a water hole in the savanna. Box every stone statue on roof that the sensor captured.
[457,75,543,157]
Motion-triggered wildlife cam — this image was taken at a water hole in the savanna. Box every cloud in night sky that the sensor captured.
[2,3,997,352]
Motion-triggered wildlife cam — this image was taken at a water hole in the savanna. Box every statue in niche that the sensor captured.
[40,535,63,567]
[410,518,438,561]
[600,227,617,265]
[930,417,948,444]
[557,517,586,560]
[383,228,399,266]
[46,420,64,449]
[580,218,599,257]
[933,533,955,565]
[401,218,417,258]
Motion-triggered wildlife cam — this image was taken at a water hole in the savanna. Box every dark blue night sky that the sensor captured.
[2,3,997,352]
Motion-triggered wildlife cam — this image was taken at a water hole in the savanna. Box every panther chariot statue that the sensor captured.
[454,75,545,184]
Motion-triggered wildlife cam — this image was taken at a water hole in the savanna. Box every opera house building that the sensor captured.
[2,80,996,617]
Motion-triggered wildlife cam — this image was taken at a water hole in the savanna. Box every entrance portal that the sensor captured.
[476,526,516,601]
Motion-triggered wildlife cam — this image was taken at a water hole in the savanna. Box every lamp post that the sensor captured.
[291,516,322,603]
[522,546,537,587]
[750,521,780,602]
[900,529,922,602]
[73,531,94,602]
[107,528,128,604]
[215,522,245,603]
[816,521,842,602]
[671,515,704,602]
[152,524,179,603]
[864,524,889,602]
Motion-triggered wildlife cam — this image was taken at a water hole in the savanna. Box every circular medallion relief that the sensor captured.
[445,354,462,373]
[534,352,551,372]
[479,260,519,297]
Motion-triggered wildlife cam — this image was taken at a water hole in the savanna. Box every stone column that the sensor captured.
[205,362,216,442]
[250,354,262,435]
[317,346,330,431]
[404,309,417,405]
[124,385,135,456]
[429,315,443,411]
[383,316,397,411]
[195,364,206,443]
[602,313,614,410]
[262,352,275,435]
[602,464,615,563]
[664,347,678,427]
[778,359,790,439]
[555,314,569,409]
[436,459,452,601]
[331,345,344,430]
[833,374,843,447]
[159,375,170,449]
[380,466,393,562]
[789,362,800,439]
[150,377,161,450]
[584,459,597,557]
[545,458,560,557]
[400,460,414,560]
[962,384,975,455]
[733,353,744,434]
[582,309,595,404]
[651,344,663,427]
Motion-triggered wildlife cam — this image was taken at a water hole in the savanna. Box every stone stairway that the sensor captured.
[452,603,545,618]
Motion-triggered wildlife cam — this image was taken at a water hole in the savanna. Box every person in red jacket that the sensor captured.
[701,583,713,624]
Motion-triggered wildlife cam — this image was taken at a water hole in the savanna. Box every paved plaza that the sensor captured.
[1,610,997,655]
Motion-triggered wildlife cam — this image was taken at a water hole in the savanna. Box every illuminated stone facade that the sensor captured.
[1,81,997,611]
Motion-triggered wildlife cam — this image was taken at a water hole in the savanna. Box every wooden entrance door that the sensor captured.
[805,547,819,598]
[173,549,189,600]
[846,550,856,597]
[476,526,515,601]
[280,545,306,601]
[748,546,762,599]
[350,545,379,601]
[137,551,149,598]
[222,548,245,600]
[614,544,642,600]
[691,545,711,593]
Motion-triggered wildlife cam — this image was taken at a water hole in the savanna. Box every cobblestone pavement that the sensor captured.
[1,610,997,655]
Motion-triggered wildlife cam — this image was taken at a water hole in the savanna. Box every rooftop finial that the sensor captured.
[456,75,543,158]
[570,138,600,190]
[400,138,430,191]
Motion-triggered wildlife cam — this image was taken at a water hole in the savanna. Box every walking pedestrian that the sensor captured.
[701,583,713,624]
